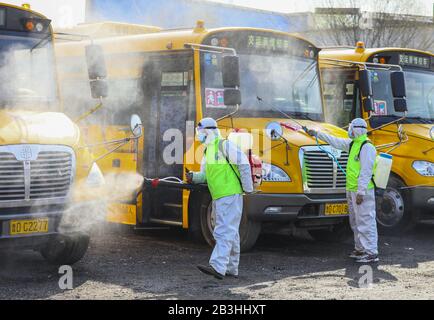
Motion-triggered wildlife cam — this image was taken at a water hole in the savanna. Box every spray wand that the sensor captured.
[259,97,346,176]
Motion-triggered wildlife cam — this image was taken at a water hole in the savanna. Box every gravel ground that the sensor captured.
[1,223,434,300]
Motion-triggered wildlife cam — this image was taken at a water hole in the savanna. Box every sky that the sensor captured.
[4,0,434,27]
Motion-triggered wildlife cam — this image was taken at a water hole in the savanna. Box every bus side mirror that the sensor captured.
[224,88,242,106]
[391,71,406,98]
[130,114,143,138]
[391,72,407,112]
[222,55,240,88]
[363,96,374,113]
[86,44,108,99]
[90,80,108,99]
[86,44,107,79]
[359,69,373,98]
[394,98,407,113]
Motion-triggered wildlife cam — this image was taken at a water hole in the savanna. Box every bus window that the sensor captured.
[321,68,357,128]
[0,37,57,110]
[370,69,434,124]
[405,71,434,121]
[202,52,323,120]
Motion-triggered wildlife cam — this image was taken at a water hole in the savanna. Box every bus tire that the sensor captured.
[308,221,351,242]
[376,175,416,235]
[189,191,261,252]
[40,233,90,265]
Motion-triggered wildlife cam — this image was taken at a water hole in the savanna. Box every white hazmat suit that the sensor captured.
[192,122,253,277]
[315,119,378,257]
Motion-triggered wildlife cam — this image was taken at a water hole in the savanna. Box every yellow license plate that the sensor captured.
[325,203,349,216]
[10,219,49,236]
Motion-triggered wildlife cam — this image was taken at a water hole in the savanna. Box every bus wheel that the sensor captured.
[376,175,415,234]
[308,221,351,242]
[189,192,261,252]
[40,233,90,265]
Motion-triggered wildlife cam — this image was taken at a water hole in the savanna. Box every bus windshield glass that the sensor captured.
[370,69,434,124]
[0,33,57,110]
[201,32,323,120]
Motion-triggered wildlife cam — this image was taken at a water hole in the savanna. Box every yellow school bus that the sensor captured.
[320,43,434,233]
[55,21,353,250]
[0,3,122,264]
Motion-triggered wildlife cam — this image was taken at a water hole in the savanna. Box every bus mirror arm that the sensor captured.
[86,133,142,164]
[367,111,408,134]
[74,98,104,123]
[184,43,237,56]
[270,129,291,166]
[374,121,409,154]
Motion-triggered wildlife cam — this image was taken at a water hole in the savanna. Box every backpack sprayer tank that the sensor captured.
[227,131,263,189]
[374,153,393,189]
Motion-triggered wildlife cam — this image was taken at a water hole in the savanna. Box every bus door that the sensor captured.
[322,67,360,128]
[141,54,195,226]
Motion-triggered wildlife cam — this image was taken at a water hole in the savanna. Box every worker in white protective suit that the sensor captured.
[307,118,379,263]
[187,118,253,279]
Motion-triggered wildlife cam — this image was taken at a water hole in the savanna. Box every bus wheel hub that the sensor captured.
[377,188,405,228]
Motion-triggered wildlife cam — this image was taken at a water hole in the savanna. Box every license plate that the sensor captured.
[325,203,349,216]
[10,219,49,236]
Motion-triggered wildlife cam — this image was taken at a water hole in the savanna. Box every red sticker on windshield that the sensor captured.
[205,88,226,109]
[373,100,387,116]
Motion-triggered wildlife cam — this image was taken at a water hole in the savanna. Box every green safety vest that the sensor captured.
[346,134,376,192]
[205,138,243,200]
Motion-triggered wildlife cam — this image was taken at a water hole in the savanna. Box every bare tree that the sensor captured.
[309,0,434,51]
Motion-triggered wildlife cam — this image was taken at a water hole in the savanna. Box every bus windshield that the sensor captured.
[202,52,323,120]
[371,69,434,124]
[0,34,57,110]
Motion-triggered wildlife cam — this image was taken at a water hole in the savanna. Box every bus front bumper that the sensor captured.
[244,192,348,226]
[0,200,104,249]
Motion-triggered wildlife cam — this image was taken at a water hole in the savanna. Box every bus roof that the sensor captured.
[320,46,434,62]
[0,2,48,20]
[55,21,318,56]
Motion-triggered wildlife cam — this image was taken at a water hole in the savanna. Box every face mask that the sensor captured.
[348,124,355,140]
[198,132,207,143]
[196,128,207,144]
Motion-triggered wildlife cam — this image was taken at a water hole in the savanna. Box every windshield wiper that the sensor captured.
[405,117,434,124]
[288,112,316,121]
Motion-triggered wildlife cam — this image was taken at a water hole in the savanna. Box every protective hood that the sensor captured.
[0,110,80,147]
[349,118,368,140]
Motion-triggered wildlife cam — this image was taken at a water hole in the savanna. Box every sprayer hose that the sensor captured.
[316,135,347,176]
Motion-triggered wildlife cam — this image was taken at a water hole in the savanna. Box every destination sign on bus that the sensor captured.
[369,51,433,71]
[204,31,318,59]
[399,54,430,69]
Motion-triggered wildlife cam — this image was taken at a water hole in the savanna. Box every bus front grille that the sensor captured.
[0,153,25,201]
[0,146,75,203]
[30,151,73,200]
[301,147,348,192]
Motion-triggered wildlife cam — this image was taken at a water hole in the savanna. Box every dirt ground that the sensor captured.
[1,223,434,300]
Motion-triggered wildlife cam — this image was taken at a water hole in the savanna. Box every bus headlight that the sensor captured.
[262,163,291,182]
[413,161,434,177]
[86,163,106,187]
